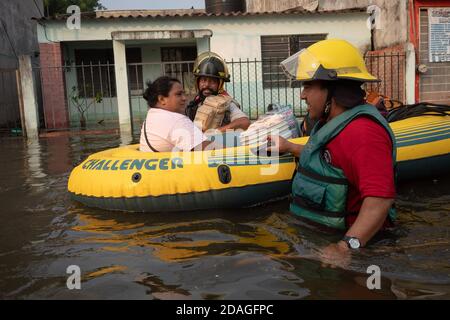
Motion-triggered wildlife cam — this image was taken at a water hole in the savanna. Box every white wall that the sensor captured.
[38,12,372,57]
[63,41,198,125]
[246,0,409,49]
[39,12,371,122]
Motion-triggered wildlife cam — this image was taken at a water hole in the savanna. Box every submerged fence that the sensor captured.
[32,52,407,129]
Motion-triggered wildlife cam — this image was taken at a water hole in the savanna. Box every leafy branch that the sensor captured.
[70,86,103,127]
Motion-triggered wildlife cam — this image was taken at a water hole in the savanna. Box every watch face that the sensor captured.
[349,238,361,249]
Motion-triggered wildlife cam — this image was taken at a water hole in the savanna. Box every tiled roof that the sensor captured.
[42,8,366,21]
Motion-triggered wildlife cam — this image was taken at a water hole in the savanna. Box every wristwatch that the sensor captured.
[342,236,361,249]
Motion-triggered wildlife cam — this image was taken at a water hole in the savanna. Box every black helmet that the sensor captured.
[193,52,230,82]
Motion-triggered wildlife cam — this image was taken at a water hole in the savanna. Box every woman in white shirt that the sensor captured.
[140,77,209,152]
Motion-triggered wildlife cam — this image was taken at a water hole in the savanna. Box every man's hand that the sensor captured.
[318,197,393,267]
[318,241,351,269]
[218,117,250,132]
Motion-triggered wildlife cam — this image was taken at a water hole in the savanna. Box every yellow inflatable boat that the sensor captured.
[68,107,450,213]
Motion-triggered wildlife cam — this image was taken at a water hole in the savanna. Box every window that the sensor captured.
[126,48,143,96]
[161,46,197,94]
[161,47,197,62]
[74,48,143,97]
[161,46,197,74]
[260,34,327,88]
[74,49,116,97]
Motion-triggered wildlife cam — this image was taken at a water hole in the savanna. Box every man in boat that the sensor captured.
[185,52,250,133]
[268,39,396,265]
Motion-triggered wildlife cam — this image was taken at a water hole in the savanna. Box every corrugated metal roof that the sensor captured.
[43,8,366,21]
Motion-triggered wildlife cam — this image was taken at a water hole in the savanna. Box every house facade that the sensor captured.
[37,8,372,129]
[247,0,450,105]
[410,0,450,105]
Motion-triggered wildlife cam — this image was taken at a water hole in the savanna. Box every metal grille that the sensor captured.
[126,59,308,122]
[364,51,406,103]
[261,34,327,88]
[225,58,305,120]
[33,54,410,129]
[127,61,196,122]
[34,63,119,128]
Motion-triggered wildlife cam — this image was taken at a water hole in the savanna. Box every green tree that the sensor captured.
[69,86,103,128]
[43,0,106,17]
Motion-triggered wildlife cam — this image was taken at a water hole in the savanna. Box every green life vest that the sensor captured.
[290,104,397,230]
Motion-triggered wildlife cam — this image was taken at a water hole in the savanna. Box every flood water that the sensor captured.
[0,133,449,300]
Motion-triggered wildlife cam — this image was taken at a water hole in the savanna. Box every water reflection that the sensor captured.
[0,135,449,299]
[63,206,449,299]
[25,138,46,188]
[72,212,297,263]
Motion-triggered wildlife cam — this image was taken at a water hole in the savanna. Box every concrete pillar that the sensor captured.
[405,42,416,105]
[18,55,39,139]
[112,40,132,133]
[120,130,133,146]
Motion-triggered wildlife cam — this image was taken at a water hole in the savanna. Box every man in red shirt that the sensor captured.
[268,39,396,266]
[326,116,396,228]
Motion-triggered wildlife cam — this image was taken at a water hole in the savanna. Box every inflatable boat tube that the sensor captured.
[68,113,450,212]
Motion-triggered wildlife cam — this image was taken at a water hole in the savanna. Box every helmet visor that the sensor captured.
[280,49,322,82]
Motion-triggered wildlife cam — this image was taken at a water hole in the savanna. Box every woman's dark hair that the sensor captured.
[328,80,365,108]
[318,79,365,108]
[143,76,181,108]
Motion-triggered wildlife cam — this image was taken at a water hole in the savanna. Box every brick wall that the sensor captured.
[365,45,406,103]
[39,43,69,129]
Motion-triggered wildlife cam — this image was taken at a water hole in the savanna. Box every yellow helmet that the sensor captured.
[280,39,378,83]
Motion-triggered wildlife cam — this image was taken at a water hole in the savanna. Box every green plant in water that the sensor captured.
[70,86,103,128]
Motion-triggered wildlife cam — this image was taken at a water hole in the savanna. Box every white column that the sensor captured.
[18,55,39,139]
[196,37,211,54]
[112,40,132,133]
[405,42,416,105]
